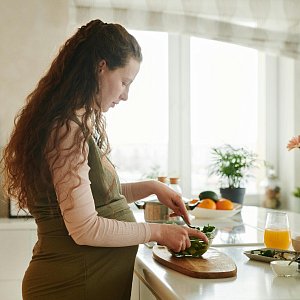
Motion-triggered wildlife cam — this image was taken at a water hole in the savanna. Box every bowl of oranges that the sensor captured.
[189,191,242,219]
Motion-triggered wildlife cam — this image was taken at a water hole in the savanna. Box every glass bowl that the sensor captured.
[270,260,298,277]
[170,228,216,258]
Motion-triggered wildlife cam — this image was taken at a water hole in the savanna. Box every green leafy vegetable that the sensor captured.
[260,249,275,257]
[171,224,216,258]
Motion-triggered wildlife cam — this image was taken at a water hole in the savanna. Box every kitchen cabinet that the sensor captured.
[0,230,34,280]
[131,273,157,300]
[0,219,37,300]
[130,273,139,300]
[139,279,157,300]
[0,219,157,300]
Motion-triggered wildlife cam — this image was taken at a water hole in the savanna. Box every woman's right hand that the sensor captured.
[149,223,209,253]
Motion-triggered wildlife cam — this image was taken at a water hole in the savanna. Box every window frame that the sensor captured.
[167,34,275,203]
[168,34,191,196]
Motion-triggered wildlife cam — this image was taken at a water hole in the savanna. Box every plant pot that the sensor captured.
[220,187,246,204]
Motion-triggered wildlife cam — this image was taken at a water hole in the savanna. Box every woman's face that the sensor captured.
[95,58,140,112]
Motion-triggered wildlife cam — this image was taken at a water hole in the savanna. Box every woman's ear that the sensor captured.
[98,60,107,72]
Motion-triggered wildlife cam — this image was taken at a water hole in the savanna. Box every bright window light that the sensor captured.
[106,30,168,182]
[190,37,259,196]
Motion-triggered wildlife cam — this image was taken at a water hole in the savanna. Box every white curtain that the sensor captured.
[74,0,300,58]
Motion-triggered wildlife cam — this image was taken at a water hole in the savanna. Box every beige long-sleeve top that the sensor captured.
[49,120,151,247]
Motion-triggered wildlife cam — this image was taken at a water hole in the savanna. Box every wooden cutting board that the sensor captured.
[152,245,237,279]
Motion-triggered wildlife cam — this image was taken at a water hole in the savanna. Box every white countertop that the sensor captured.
[133,205,300,300]
[1,205,300,299]
[135,244,300,300]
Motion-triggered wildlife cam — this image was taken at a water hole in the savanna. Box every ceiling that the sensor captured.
[74,0,300,34]
[73,0,300,58]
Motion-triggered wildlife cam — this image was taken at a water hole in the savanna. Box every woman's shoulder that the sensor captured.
[48,111,91,150]
[64,108,94,137]
[74,108,93,130]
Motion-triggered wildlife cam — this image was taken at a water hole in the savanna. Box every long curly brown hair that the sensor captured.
[1,19,142,210]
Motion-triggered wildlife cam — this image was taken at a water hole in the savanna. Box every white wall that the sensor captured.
[0,0,71,145]
[0,0,72,217]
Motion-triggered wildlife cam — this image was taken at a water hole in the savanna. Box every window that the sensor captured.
[106,30,168,182]
[190,38,259,196]
[106,30,261,200]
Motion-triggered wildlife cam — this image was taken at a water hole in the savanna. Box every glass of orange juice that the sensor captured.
[264,211,291,250]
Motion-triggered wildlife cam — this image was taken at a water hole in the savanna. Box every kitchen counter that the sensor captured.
[133,205,300,300]
[1,206,300,300]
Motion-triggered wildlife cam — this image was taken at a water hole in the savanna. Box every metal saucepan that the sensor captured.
[134,198,184,224]
[134,197,200,224]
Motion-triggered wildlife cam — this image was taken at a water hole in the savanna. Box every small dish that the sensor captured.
[270,260,298,277]
[244,248,299,263]
[190,203,242,219]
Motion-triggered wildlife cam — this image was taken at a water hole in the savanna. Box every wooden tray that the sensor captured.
[153,245,237,278]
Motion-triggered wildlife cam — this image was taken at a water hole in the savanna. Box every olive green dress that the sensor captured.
[22,122,138,300]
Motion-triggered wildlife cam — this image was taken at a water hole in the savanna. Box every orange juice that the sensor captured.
[264,229,291,250]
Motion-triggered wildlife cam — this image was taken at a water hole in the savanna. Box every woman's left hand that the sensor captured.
[153,181,190,224]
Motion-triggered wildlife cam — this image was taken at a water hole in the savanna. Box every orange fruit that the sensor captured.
[216,198,234,210]
[197,199,216,210]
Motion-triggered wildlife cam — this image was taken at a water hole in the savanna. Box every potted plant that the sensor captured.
[209,144,258,204]
[293,187,300,198]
